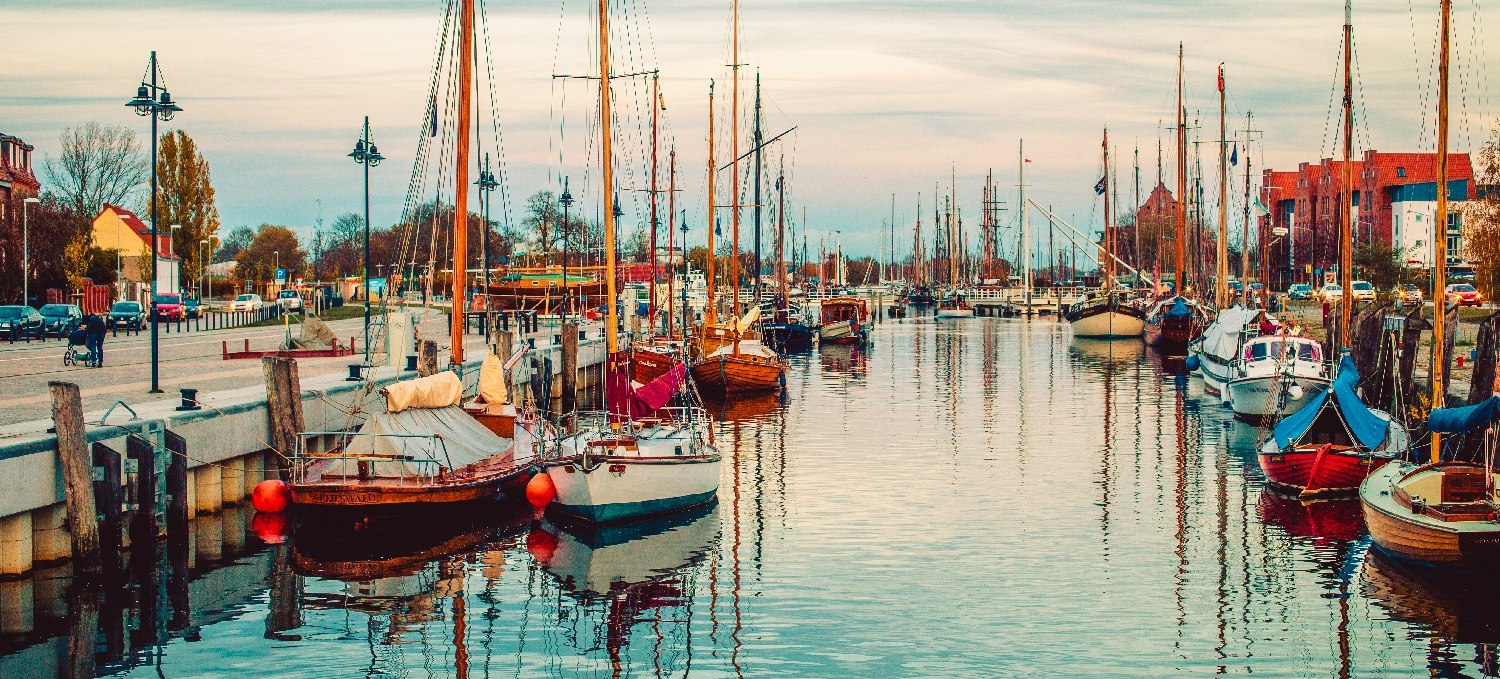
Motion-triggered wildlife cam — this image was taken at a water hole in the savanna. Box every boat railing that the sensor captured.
[292,430,452,485]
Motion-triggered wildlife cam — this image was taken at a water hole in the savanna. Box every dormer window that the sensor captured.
[1396,167,1406,178]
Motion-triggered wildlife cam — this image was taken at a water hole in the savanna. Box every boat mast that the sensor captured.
[1217,62,1229,309]
[649,71,660,334]
[705,82,717,325]
[449,0,475,366]
[913,194,922,286]
[598,0,619,355]
[730,0,742,320]
[1242,112,1257,305]
[1103,128,1114,286]
[778,155,788,308]
[1338,0,1354,350]
[1175,44,1187,298]
[1432,0,1451,460]
[752,74,763,306]
[1020,140,1031,307]
[950,166,959,289]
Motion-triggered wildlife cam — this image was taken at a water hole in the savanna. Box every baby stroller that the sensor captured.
[63,328,96,367]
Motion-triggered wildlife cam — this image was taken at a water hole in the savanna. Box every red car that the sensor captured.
[153,293,186,321]
[1445,283,1483,307]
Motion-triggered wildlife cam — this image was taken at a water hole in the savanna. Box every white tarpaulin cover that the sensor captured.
[1199,306,1263,363]
[384,371,463,413]
[330,405,513,478]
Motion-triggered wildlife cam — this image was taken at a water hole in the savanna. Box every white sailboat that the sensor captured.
[541,0,721,525]
[1066,128,1145,338]
[1190,305,1264,398]
[1225,334,1330,420]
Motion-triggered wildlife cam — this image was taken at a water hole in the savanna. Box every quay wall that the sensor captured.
[0,324,609,576]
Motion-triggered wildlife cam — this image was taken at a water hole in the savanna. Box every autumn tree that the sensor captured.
[235,225,306,287]
[0,194,89,300]
[215,225,254,262]
[1462,124,1500,298]
[43,122,149,217]
[156,130,220,279]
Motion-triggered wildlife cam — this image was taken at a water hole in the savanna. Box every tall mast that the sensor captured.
[1242,112,1254,295]
[752,73,763,306]
[1019,140,1030,305]
[667,148,677,336]
[1217,63,1229,309]
[778,156,788,305]
[649,71,660,334]
[950,166,958,287]
[1104,128,1114,285]
[598,0,619,354]
[914,194,922,285]
[1432,0,1452,459]
[730,0,742,319]
[1133,144,1141,274]
[889,193,896,281]
[1338,0,1354,350]
[449,0,474,366]
[705,82,717,325]
[1174,44,1187,297]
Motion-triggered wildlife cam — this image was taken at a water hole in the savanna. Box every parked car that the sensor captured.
[0,305,45,340]
[1317,284,1344,302]
[276,289,304,311]
[153,293,185,321]
[39,304,83,338]
[1393,283,1423,306]
[184,297,202,319]
[1446,283,1483,307]
[230,293,264,312]
[1350,280,1377,302]
[108,301,146,330]
[1287,283,1314,300]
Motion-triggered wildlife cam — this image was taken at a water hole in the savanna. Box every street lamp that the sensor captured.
[476,155,498,326]
[348,117,383,364]
[559,177,574,320]
[125,50,183,394]
[22,197,39,306]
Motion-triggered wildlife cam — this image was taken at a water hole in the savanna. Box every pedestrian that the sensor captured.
[83,312,106,367]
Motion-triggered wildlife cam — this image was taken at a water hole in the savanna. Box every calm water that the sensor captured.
[6,315,1500,677]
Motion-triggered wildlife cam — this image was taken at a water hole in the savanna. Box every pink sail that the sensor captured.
[607,353,685,420]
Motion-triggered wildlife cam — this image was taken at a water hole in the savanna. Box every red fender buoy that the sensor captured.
[525,472,556,512]
[252,479,291,513]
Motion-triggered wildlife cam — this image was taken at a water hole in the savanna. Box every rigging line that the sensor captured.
[1352,40,1375,155]
[1319,28,1345,161]
[1407,0,1433,147]
[1457,0,1476,151]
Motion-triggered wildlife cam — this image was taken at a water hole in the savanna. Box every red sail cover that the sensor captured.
[607,353,685,420]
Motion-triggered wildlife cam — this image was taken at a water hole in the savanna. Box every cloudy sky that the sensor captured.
[3,0,1493,261]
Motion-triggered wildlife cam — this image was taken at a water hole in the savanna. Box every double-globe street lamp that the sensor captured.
[348,117,383,364]
[476,154,498,337]
[125,50,183,394]
[559,177,574,321]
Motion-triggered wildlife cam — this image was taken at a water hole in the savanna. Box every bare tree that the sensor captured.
[43,122,149,218]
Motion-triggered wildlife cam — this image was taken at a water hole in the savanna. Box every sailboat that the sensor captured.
[1359,0,1500,570]
[688,4,789,394]
[936,171,975,318]
[290,0,548,519]
[1142,44,1209,353]
[759,159,815,352]
[1224,332,1330,420]
[1067,129,1145,338]
[541,0,721,525]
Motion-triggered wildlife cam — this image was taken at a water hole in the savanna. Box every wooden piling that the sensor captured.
[262,356,304,477]
[1441,303,1460,403]
[164,431,190,542]
[91,442,123,578]
[126,434,157,545]
[48,381,101,578]
[419,339,440,376]
[1467,311,1500,403]
[561,322,579,415]
[64,583,100,679]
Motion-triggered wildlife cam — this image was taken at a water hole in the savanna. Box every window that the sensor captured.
[1396,167,1407,178]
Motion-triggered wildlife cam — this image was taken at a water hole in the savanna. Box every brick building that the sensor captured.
[0,133,42,249]
[1260,150,1472,286]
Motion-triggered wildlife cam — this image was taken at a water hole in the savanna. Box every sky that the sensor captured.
[2,0,1495,263]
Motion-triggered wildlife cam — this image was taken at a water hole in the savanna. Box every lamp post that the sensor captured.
[349,117,383,364]
[22,197,39,306]
[559,177,574,320]
[125,50,183,394]
[476,155,498,333]
[169,224,180,294]
[199,239,209,301]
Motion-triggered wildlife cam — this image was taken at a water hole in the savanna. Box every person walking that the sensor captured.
[83,312,106,368]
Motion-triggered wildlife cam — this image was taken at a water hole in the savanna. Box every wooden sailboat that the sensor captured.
[290,0,541,519]
[541,0,721,525]
[1359,0,1500,569]
[936,169,976,318]
[689,5,789,394]
[1143,44,1208,352]
[1067,128,1145,338]
[760,158,816,352]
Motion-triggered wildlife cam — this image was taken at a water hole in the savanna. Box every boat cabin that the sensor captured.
[821,297,868,325]
[1241,336,1321,364]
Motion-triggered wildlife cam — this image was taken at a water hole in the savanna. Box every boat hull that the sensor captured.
[631,347,678,384]
[1362,462,1500,569]
[761,322,815,352]
[1143,315,1201,353]
[1257,445,1392,496]
[545,455,721,524]
[691,353,786,392]
[1068,308,1145,339]
[819,320,865,345]
[1226,374,1330,420]
[291,469,532,517]
[935,307,975,318]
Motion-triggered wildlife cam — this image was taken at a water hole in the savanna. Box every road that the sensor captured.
[0,309,477,429]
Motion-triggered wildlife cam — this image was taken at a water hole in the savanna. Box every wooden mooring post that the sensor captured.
[91,441,123,579]
[418,339,440,376]
[263,356,305,478]
[164,431,189,556]
[49,381,102,578]
[561,322,579,415]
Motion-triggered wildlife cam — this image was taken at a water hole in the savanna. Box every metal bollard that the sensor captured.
[175,388,201,412]
[346,363,365,381]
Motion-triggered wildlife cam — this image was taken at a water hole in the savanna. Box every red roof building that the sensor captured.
[0,133,41,240]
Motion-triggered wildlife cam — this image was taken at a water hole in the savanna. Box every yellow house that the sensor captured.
[91,204,182,295]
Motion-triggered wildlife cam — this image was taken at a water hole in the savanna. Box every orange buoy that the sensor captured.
[251,511,288,544]
[252,479,291,513]
[525,472,556,511]
[525,525,558,564]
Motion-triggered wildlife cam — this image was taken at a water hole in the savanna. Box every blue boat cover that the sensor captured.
[1165,297,1192,318]
[1271,356,1389,451]
[1428,396,1500,433]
